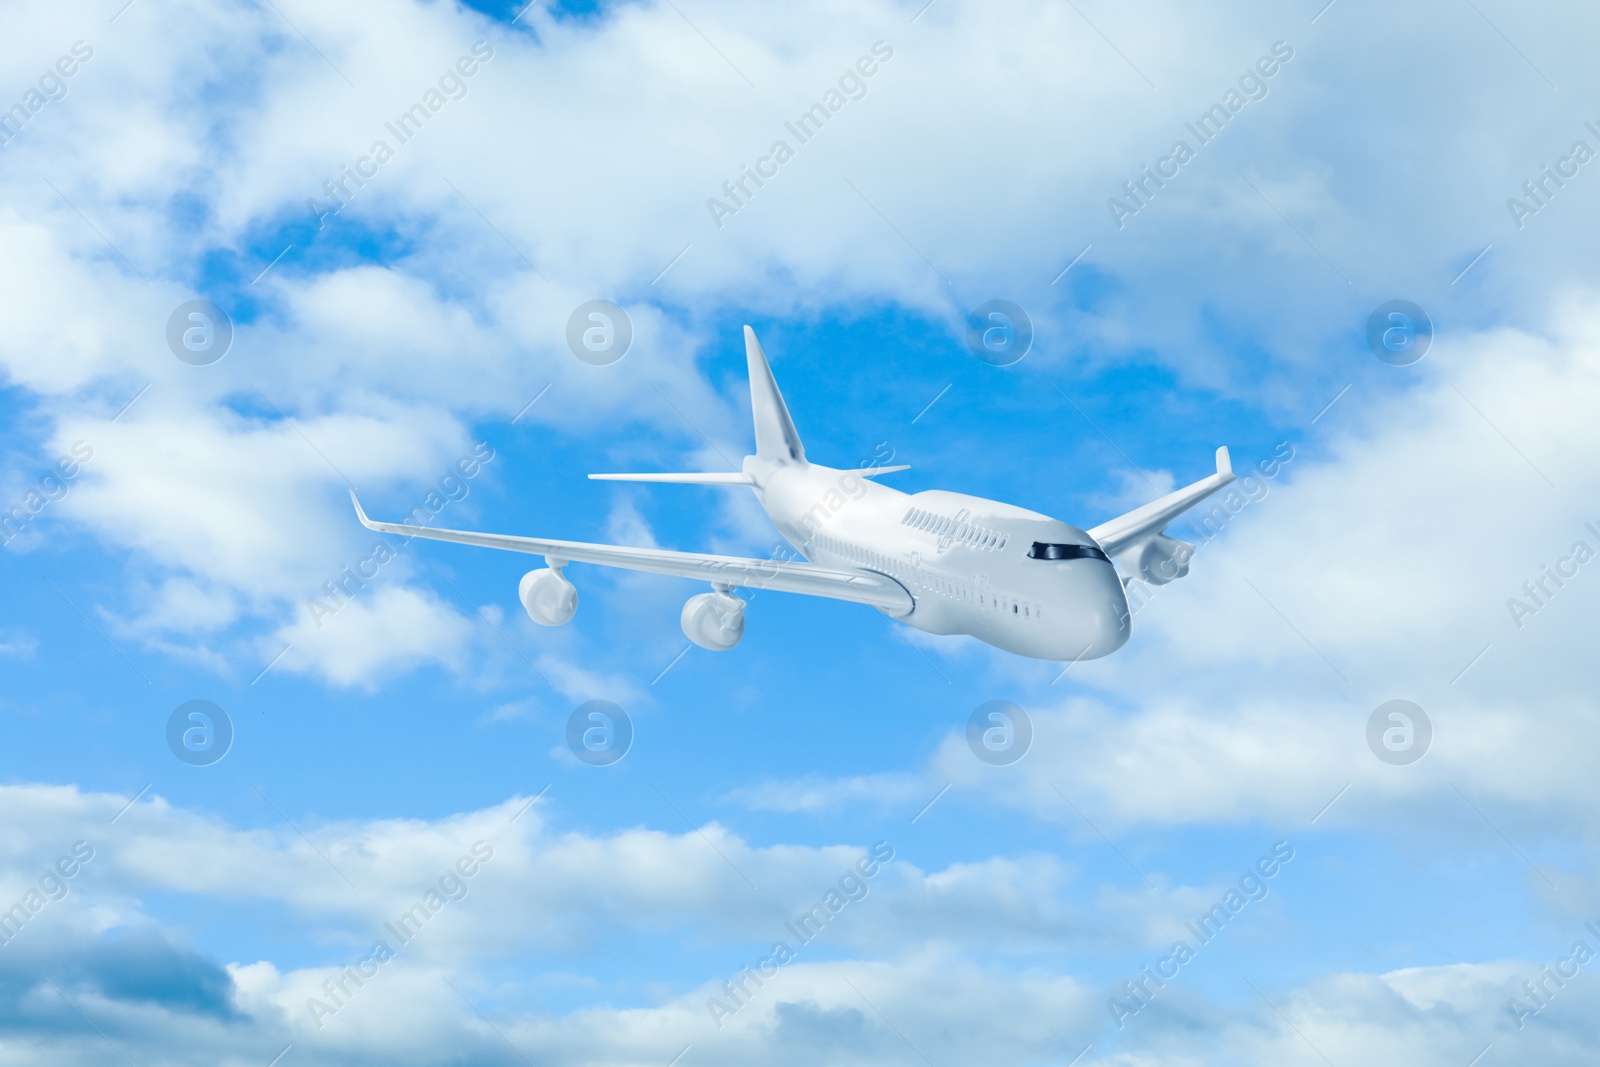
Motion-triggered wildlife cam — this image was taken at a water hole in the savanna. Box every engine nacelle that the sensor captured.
[519,567,578,626]
[1134,534,1194,586]
[681,590,746,651]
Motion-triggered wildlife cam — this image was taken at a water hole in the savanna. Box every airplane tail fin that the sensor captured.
[745,326,806,464]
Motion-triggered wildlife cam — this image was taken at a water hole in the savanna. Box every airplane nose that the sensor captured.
[1092,564,1131,653]
[1069,561,1130,660]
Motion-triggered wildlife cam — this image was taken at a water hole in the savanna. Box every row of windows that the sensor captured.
[813,534,1041,621]
[822,534,900,579]
[900,508,1008,551]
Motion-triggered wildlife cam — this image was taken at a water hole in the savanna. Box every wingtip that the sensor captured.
[349,489,373,528]
[1215,446,1233,477]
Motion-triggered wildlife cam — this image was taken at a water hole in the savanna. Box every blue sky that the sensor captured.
[2,0,1600,1063]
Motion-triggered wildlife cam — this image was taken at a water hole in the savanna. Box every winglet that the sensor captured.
[1087,447,1242,557]
[350,490,378,531]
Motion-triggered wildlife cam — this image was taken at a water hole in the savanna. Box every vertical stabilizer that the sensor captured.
[744,326,806,463]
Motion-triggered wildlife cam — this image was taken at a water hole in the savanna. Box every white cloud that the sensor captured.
[0,630,38,659]
[270,583,475,687]
[0,782,1592,1064]
[726,772,928,814]
[0,783,1253,966]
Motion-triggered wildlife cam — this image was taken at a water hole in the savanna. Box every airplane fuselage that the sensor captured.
[749,457,1132,661]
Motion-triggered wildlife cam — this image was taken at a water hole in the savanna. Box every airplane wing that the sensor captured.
[350,492,914,615]
[1088,447,1237,557]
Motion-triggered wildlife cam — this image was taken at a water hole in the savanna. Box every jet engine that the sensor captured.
[1134,534,1194,586]
[681,590,746,651]
[519,566,578,626]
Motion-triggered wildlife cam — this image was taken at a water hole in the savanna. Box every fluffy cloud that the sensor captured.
[0,783,1594,1065]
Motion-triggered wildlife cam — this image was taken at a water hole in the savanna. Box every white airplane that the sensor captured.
[351,327,1236,662]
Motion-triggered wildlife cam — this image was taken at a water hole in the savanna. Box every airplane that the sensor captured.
[350,327,1236,662]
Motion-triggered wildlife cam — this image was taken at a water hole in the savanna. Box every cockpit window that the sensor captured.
[1027,541,1109,562]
